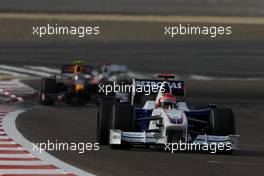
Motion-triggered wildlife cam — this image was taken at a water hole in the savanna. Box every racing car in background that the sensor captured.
[92,63,129,83]
[39,61,94,105]
[97,74,239,153]
[91,63,132,102]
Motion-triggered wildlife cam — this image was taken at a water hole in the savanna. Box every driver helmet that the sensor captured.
[159,93,176,108]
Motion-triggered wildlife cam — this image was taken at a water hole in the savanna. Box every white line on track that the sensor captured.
[0,80,36,101]
[0,69,30,77]
[0,160,49,165]
[0,65,51,77]
[208,160,264,166]
[0,154,35,158]
[0,169,67,174]
[0,148,25,151]
[189,75,214,81]
[0,141,15,145]
[0,142,15,145]
[26,66,60,74]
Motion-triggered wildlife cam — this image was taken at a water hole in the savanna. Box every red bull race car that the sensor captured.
[39,61,94,105]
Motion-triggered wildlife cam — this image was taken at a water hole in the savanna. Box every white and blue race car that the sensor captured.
[96,74,239,153]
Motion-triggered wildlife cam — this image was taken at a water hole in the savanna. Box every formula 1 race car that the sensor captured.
[91,64,132,102]
[39,61,94,105]
[99,64,129,82]
[97,74,239,153]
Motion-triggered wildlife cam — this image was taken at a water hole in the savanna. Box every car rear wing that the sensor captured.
[157,74,176,80]
[131,78,186,105]
[61,64,93,74]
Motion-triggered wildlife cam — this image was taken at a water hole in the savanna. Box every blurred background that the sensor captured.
[1,0,264,16]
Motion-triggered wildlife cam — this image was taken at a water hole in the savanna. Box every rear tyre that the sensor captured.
[96,100,115,145]
[39,78,56,105]
[76,91,87,106]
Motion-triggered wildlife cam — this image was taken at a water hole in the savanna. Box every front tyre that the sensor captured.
[209,108,235,154]
[209,108,235,135]
[96,100,114,145]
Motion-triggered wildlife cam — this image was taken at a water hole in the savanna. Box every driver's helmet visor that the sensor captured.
[160,98,176,108]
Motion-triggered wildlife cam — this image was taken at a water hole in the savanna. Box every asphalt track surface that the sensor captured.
[1,40,264,78]
[1,0,264,16]
[1,41,264,176]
